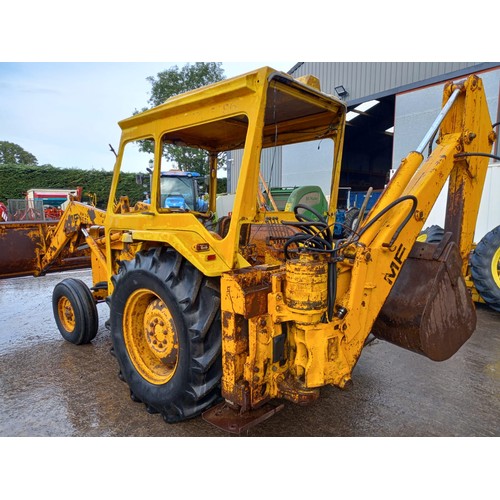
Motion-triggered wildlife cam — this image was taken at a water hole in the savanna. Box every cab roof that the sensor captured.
[118,66,345,152]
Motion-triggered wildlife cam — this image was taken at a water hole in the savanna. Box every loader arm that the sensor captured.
[39,201,107,275]
[0,201,107,285]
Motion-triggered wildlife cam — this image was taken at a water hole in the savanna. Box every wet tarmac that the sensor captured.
[0,268,499,437]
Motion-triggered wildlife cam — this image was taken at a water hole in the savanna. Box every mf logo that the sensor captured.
[384,244,406,285]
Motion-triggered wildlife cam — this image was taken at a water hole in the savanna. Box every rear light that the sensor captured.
[195,243,210,252]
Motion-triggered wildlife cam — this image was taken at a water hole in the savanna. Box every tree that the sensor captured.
[137,63,225,175]
[0,141,38,165]
[146,62,225,108]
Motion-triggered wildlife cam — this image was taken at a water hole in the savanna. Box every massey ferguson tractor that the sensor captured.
[0,67,497,433]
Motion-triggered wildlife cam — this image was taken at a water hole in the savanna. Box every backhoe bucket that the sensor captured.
[372,237,476,361]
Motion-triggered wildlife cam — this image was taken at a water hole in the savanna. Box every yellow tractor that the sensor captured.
[0,67,496,433]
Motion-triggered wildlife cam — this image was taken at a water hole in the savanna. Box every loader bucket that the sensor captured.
[372,237,476,361]
[0,221,90,279]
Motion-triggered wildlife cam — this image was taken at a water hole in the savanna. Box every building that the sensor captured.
[226,62,500,240]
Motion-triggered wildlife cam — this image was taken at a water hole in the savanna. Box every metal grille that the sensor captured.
[7,199,45,221]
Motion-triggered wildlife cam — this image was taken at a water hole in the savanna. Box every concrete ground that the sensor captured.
[0,268,499,437]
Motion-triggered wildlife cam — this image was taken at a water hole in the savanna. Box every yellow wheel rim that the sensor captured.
[123,289,179,385]
[492,246,500,288]
[58,296,76,332]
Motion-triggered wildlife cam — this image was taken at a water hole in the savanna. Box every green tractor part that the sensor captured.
[264,185,328,220]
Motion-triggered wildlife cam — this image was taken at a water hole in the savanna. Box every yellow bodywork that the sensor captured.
[3,68,493,418]
[214,74,494,409]
[104,67,344,286]
[104,70,494,411]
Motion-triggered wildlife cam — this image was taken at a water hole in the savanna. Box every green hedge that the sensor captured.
[0,164,228,209]
[0,164,148,209]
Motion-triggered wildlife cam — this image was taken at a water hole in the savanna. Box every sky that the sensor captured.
[1,2,492,175]
[0,62,295,173]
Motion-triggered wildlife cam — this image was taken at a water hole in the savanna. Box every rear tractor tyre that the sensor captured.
[52,278,99,345]
[110,247,222,423]
[470,225,500,312]
[342,207,360,238]
[417,225,444,243]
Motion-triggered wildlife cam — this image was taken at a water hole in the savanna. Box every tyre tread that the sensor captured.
[52,278,98,344]
[470,226,500,311]
[110,247,222,422]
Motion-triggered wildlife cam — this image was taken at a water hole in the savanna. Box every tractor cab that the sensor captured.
[159,170,208,212]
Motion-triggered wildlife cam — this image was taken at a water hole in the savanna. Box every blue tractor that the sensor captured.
[143,170,208,212]
[334,188,382,237]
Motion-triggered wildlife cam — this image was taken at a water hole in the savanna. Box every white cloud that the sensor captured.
[0,62,294,172]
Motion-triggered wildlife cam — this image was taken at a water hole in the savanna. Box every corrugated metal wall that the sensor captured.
[288,62,487,104]
[227,147,282,194]
[226,62,498,193]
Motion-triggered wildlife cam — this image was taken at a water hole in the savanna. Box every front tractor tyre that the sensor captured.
[110,247,222,423]
[52,278,99,344]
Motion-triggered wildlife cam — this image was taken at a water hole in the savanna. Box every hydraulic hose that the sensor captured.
[282,196,417,320]
[283,204,337,320]
[282,204,333,259]
[454,152,500,162]
[356,195,418,248]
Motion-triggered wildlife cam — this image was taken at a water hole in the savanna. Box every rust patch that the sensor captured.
[242,283,270,319]
[222,311,232,329]
[444,181,465,245]
[277,372,320,405]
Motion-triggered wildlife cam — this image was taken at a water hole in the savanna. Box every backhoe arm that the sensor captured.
[216,75,496,420]
[336,75,495,362]
[359,75,494,273]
